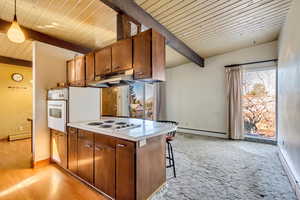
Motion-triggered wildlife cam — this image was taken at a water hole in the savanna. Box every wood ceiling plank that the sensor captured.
[99,0,205,67]
[189,0,291,34]
[191,17,285,41]
[153,0,198,22]
[181,5,290,40]
[162,0,230,28]
[157,0,217,24]
[147,0,175,14]
[169,0,248,33]
[175,0,291,37]
[0,19,91,54]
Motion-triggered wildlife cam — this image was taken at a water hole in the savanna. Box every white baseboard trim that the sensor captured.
[178,128,228,139]
[278,148,300,200]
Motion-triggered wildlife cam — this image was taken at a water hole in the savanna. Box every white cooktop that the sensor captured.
[68,117,176,141]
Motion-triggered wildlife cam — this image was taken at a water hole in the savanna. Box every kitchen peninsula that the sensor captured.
[52,117,176,200]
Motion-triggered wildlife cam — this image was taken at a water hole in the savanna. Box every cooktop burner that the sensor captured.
[104,120,115,123]
[100,124,112,128]
[115,122,127,125]
[87,122,104,126]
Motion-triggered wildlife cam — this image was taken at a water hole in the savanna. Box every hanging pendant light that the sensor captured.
[7,0,25,43]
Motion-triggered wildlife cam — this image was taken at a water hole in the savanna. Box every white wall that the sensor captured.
[164,41,278,137]
[33,42,79,162]
[278,0,300,196]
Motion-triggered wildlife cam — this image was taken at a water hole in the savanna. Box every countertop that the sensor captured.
[67,117,177,142]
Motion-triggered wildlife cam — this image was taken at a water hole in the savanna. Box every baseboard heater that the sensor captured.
[178,127,227,135]
[8,133,31,141]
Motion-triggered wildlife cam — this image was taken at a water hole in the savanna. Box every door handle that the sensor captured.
[117,144,126,148]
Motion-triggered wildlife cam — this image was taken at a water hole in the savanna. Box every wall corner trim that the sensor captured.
[278,148,300,200]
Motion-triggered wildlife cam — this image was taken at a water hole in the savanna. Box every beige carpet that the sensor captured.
[153,133,297,200]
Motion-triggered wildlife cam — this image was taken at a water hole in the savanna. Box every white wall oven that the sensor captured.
[47,88,68,132]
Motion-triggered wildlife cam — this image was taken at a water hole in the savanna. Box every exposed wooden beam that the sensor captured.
[117,13,141,40]
[0,19,91,54]
[0,55,32,67]
[99,0,204,67]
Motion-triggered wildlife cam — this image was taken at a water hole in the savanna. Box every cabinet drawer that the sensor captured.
[94,133,116,149]
[78,129,93,141]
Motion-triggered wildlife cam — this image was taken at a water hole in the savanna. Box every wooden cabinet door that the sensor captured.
[51,130,67,169]
[77,130,94,184]
[51,130,59,163]
[75,56,85,86]
[133,30,152,79]
[95,47,112,76]
[68,127,78,174]
[101,88,118,116]
[116,139,135,200]
[94,143,116,198]
[58,131,68,169]
[67,59,76,85]
[112,38,133,72]
[85,53,95,82]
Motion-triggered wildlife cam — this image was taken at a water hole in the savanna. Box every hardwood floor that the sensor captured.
[0,139,107,200]
[0,139,32,169]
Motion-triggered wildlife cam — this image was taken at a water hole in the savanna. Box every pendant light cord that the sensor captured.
[14,0,17,21]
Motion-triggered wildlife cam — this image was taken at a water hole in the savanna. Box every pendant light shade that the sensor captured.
[7,0,25,43]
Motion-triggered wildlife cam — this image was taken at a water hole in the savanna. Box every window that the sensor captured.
[242,66,276,141]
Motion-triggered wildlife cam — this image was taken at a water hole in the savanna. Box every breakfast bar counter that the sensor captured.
[51,117,175,200]
[67,117,176,142]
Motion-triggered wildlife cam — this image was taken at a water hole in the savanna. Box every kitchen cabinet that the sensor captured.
[94,134,116,198]
[77,130,94,184]
[65,126,166,200]
[85,52,95,83]
[68,127,78,174]
[51,130,67,169]
[133,29,165,81]
[95,47,112,76]
[116,139,135,200]
[67,56,85,86]
[67,59,76,84]
[112,38,133,72]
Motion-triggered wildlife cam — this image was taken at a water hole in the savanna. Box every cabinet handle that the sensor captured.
[84,144,93,148]
[135,72,143,75]
[115,66,121,69]
[117,144,126,148]
[105,68,110,71]
[95,145,104,151]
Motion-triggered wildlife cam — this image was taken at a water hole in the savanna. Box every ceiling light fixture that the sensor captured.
[7,0,25,43]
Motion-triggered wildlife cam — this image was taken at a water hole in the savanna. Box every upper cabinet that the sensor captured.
[67,59,76,84]
[95,47,112,76]
[112,38,133,72]
[85,52,95,83]
[67,55,86,87]
[133,29,165,81]
[67,29,165,85]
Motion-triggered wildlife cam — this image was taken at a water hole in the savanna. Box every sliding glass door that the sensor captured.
[242,66,277,142]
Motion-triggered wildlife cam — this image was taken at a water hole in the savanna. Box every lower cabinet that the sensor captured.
[94,134,116,198]
[51,130,67,169]
[116,139,136,200]
[66,128,136,200]
[77,130,94,184]
[68,127,78,174]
